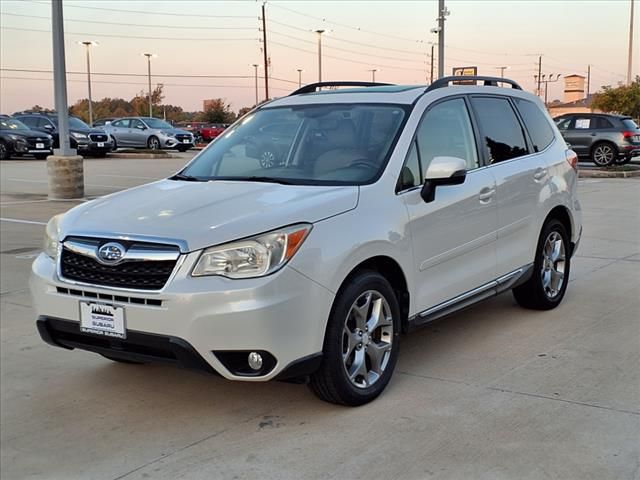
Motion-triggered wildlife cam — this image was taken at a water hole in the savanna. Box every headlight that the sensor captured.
[71,132,88,139]
[192,224,312,279]
[43,214,64,259]
[163,131,176,137]
[8,134,21,141]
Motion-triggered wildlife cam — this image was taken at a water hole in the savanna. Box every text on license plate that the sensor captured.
[97,142,105,147]
[182,139,190,143]
[80,302,126,339]
[36,143,45,149]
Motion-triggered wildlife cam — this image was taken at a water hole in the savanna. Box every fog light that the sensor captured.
[247,351,263,371]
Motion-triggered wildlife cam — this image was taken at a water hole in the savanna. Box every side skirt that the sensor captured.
[407,264,533,331]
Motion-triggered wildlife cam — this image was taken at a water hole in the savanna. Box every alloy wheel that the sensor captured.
[148,137,160,150]
[342,290,394,389]
[541,231,566,299]
[593,145,614,166]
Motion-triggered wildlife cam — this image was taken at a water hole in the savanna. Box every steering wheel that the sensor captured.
[349,158,377,170]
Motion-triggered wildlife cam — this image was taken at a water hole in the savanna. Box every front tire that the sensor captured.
[591,142,617,167]
[309,270,401,406]
[110,136,118,151]
[147,136,161,150]
[513,219,571,310]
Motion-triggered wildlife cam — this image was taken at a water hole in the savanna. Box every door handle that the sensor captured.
[533,168,548,181]
[478,187,495,202]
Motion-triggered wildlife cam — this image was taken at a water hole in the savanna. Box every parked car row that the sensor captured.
[554,113,640,167]
[0,112,196,160]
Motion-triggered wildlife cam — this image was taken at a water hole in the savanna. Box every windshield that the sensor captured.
[180,104,407,185]
[0,118,29,130]
[50,116,91,130]
[144,118,174,129]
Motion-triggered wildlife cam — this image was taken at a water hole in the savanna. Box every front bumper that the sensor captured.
[163,137,194,149]
[30,253,333,381]
[76,140,113,154]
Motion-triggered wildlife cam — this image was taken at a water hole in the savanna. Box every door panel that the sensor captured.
[128,119,147,146]
[403,168,498,312]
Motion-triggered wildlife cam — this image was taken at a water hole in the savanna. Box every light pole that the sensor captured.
[142,53,157,117]
[367,69,379,82]
[79,41,97,126]
[429,42,436,83]
[496,66,509,78]
[534,73,561,105]
[296,68,304,88]
[251,63,260,106]
[436,0,449,79]
[315,29,326,82]
[628,0,635,85]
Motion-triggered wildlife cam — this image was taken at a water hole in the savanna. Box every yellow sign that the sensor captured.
[452,67,478,85]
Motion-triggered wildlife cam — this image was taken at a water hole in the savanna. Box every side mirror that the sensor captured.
[42,124,54,131]
[420,156,467,203]
[137,125,146,130]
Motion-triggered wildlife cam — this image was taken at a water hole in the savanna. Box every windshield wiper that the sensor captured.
[169,173,205,182]
[225,176,296,185]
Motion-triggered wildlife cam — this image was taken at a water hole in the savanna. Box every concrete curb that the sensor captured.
[579,167,640,179]
[106,153,176,159]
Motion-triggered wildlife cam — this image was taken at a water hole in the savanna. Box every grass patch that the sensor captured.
[114,149,170,155]
[600,164,640,172]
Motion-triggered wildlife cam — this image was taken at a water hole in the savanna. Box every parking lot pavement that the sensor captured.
[1,157,638,480]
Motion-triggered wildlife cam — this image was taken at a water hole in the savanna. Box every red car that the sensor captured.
[200,123,229,142]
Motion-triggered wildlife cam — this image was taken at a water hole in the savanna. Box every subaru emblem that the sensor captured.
[97,242,125,265]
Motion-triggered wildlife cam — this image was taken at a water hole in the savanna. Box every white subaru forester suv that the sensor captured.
[31,77,582,406]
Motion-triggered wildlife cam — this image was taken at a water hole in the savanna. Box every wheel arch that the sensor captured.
[336,255,411,334]
[543,205,575,254]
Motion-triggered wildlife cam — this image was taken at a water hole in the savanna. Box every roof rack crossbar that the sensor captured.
[426,76,522,92]
[290,81,395,96]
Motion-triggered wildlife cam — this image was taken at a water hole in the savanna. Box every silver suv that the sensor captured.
[31,77,582,405]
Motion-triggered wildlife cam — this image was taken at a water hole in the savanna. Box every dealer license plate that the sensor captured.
[80,302,126,339]
[182,139,190,143]
[36,143,45,149]
[97,142,105,147]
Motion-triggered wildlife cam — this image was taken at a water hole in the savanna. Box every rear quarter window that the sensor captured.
[622,119,639,130]
[514,98,555,152]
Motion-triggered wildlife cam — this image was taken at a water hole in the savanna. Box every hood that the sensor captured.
[3,128,50,139]
[60,179,359,252]
[161,128,192,136]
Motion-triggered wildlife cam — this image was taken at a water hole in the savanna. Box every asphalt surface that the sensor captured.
[1,153,639,480]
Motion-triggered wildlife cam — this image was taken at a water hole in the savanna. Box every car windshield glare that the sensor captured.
[0,118,29,130]
[144,118,174,129]
[49,117,90,130]
[180,104,407,185]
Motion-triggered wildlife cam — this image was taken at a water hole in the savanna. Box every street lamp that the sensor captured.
[142,53,157,117]
[496,65,510,78]
[250,63,260,106]
[367,69,379,82]
[296,68,304,88]
[534,73,561,104]
[78,41,97,126]
[313,29,328,82]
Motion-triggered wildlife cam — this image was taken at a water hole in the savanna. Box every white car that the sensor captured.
[31,77,582,406]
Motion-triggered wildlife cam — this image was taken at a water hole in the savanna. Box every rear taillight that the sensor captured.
[622,130,636,139]
[565,149,578,171]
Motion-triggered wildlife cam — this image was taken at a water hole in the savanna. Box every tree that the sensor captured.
[591,76,640,119]
[203,98,235,123]
[237,106,253,118]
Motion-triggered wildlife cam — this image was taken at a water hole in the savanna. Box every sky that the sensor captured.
[0,0,638,114]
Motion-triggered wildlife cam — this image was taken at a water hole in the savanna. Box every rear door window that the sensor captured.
[595,117,614,129]
[111,119,130,128]
[514,98,555,152]
[470,96,529,163]
[18,116,39,128]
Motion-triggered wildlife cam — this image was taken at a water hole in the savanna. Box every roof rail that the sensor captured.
[426,76,522,92]
[290,81,395,96]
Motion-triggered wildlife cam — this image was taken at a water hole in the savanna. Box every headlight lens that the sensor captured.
[43,214,63,259]
[71,132,88,139]
[192,224,312,279]
[163,131,176,137]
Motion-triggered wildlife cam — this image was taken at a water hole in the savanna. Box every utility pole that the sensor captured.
[261,2,269,100]
[497,66,509,77]
[296,68,303,88]
[251,63,259,106]
[587,65,591,97]
[50,0,83,199]
[315,29,326,82]
[143,53,156,117]
[79,41,97,126]
[628,0,635,85]
[537,55,542,97]
[430,44,435,83]
[367,69,379,82]
[437,0,447,79]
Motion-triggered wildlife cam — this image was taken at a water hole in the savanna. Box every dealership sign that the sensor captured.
[452,66,478,85]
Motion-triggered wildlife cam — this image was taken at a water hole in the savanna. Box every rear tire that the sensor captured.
[513,219,571,310]
[309,270,401,406]
[591,142,617,167]
[110,136,118,151]
[101,354,145,365]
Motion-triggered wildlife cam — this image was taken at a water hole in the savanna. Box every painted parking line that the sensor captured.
[96,174,159,180]
[5,178,123,189]
[0,217,47,226]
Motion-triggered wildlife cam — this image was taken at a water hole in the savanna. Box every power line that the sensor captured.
[0,68,299,85]
[0,26,256,42]
[19,0,255,19]
[2,12,256,30]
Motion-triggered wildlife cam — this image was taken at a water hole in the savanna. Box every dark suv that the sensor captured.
[0,115,53,160]
[13,112,112,158]
[555,113,640,166]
